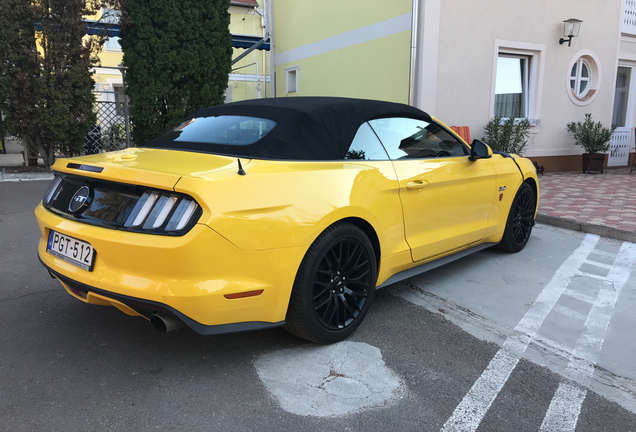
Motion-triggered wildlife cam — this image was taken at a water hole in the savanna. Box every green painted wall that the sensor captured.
[273,0,412,104]
[274,0,411,53]
[275,32,411,103]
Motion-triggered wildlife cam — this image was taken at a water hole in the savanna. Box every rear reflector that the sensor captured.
[67,285,87,299]
[224,290,265,299]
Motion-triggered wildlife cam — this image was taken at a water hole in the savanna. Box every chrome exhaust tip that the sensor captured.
[150,312,184,333]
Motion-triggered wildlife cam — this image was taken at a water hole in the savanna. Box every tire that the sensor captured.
[496,182,536,253]
[284,222,377,344]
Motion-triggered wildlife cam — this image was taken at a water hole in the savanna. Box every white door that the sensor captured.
[609,65,634,167]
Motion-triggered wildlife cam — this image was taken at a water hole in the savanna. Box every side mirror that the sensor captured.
[469,139,493,161]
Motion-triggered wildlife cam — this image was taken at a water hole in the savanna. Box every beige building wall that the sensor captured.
[429,0,622,163]
[619,37,636,57]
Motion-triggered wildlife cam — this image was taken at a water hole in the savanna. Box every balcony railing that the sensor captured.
[623,0,636,35]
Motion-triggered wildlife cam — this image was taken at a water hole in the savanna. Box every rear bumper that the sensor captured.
[40,259,284,335]
[35,202,306,331]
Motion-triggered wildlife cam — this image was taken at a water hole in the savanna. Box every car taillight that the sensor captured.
[43,175,63,204]
[42,174,201,235]
[124,191,200,234]
[166,198,198,231]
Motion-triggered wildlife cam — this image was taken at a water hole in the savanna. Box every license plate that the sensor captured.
[47,230,95,271]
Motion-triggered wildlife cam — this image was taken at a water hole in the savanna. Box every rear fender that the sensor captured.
[174,160,409,258]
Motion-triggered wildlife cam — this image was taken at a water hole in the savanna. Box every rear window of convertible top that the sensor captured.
[157,116,277,146]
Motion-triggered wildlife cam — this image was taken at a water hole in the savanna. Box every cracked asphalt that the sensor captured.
[1,181,635,431]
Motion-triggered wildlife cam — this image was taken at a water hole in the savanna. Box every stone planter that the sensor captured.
[582,153,605,173]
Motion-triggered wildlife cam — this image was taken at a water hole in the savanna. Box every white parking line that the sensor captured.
[575,271,609,281]
[440,349,519,432]
[539,241,636,431]
[552,304,588,322]
[512,234,600,339]
[563,288,597,305]
[539,383,587,432]
[583,260,613,270]
[440,234,600,432]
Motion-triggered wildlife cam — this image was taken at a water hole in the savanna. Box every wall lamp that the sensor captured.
[559,18,583,46]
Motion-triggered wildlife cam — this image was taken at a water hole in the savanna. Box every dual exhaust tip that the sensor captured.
[150,312,184,333]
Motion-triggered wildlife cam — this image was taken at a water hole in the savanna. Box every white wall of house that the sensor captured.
[415,0,622,159]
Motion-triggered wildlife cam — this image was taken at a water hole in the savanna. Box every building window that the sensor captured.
[105,36,121,51]
[566,51,601,106]
[285,66,299,95]
[570,59,591,98]
[495,55,529,119]
[101,8,121,51]
[491,40,546,125]
[612,66,631,127]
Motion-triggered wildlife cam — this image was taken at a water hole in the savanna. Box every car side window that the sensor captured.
[368,118,468,160]
[345,122,390,160]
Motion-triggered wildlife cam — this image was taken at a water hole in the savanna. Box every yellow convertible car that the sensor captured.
[36,97,538,343]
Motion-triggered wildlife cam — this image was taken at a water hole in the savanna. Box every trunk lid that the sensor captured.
[52,148,243,190]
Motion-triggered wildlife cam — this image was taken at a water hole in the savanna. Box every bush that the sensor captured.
[566,113,616,154]
[482,116,531,156]
[118,0,233,145]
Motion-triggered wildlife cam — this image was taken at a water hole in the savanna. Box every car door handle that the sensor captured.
[406,180,429,190]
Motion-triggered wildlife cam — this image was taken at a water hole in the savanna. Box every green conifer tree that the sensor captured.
[0,0,102,167]
[118,0,232,145]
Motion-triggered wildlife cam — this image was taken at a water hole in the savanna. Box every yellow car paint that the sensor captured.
[37,203,307,326]
[392,156,498,262]
[37,135,538,332]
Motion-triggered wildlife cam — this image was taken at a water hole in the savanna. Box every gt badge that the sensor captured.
[69,186,90,213]
[499,186,506,191]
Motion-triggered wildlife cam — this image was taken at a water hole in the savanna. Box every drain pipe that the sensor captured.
[408,0,419,106]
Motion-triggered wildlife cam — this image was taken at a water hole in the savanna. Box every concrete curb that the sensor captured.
[0,167,54,182]
[537,213,636,243]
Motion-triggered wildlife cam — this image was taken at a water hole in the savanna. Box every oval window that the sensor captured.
[570,59,591,98]
[566,50,601,106]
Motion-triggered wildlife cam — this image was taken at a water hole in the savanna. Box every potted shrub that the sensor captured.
[482,116,531,156]
[566,113,616,174]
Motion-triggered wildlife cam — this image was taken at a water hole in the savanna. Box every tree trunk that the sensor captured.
[34,133,55,168]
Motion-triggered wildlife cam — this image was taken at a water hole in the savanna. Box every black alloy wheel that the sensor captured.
[284,223,377,343]
[313,238,372,331]
[497,182,536,253]
[511,186,535,246]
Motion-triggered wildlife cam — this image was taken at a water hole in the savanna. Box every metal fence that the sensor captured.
[14,89,133,165]
[85,90,132,154]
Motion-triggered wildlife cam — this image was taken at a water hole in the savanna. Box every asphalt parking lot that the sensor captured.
[1,180,635,431]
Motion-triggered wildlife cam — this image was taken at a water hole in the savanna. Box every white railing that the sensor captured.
[623,0,636,35]
[608,129,631,167]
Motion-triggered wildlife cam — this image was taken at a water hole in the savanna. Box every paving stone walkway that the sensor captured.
[538,167,636,234]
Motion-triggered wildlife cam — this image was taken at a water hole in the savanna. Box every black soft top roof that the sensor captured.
[144,97,432,160]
